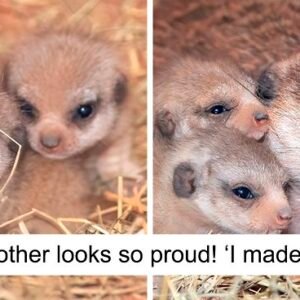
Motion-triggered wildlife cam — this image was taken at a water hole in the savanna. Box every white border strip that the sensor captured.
[147,0,154,237]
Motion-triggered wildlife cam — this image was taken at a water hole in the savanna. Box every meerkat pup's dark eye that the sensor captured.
[232,186,255,200]
[208,105,230,115]
[76,104,94,119]
[18,99,37,119]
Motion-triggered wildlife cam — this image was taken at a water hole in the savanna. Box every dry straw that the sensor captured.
[155,275,300,299]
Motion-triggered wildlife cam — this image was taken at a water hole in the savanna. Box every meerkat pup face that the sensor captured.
[171,128,291,233]
[155,57,269,140]
[256,53,300,181]
[5,31,127,160]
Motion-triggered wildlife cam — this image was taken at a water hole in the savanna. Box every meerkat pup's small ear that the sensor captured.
[155,109,176,138]
[173,162,196,198]
[114,73,128,104]
[256,69,277,103]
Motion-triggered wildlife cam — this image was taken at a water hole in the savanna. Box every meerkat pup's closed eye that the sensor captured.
[154,126,291,234]
[154,56,269,141]
[3,29,138,180]
[256,53,300,233]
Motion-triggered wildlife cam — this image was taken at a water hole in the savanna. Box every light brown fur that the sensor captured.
[256,53,300,233]
[0,91,24,189]
[0,149,97,233]
[155,57,269,141]
[3,29,139,180]
[154,126,291,234]
[0,80,97,234]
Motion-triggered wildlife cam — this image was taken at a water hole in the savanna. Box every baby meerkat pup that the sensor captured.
[154,125,292,234]
[3,29,137,180]
[155,56,269,141]
[256,53,300,233]
[0,73,97,234]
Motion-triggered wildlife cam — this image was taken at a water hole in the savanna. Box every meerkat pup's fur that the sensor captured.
[256,53,300,233]
[154,124,292,234]
[3,29,139,180]
[155,57,269,141]
[0,149,98,233]
[0,91,24,189]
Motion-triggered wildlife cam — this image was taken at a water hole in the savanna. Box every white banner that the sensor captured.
[0,235,299,275]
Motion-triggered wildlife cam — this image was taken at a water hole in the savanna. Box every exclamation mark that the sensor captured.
[212,245,216,263]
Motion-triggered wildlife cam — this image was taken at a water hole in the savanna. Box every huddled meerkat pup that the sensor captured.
[154,124,292,234]
[155,57,269,141]
[3,29,138,180]
[0,91,98,233]
[256,53,300,233]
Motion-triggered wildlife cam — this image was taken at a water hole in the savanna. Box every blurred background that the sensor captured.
[154,0,300,76]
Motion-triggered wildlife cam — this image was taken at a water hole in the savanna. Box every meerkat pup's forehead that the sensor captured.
[6,31,124,100]
[156,56,255,101]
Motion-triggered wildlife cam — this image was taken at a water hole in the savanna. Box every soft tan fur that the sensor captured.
[0,149,97,233]
[258,53,300,233]
[0,82,97,234]
[0,91,24,189]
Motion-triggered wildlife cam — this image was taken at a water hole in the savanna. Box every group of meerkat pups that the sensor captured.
[0,29,138,233]
[0,28,299,235]
[154,53,300,234]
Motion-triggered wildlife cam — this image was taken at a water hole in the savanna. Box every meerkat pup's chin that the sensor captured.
[154,125,292,234]
[4,29,138,180]
[155,57,269,141]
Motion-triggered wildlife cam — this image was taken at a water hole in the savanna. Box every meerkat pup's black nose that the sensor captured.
[40,135,61,149]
